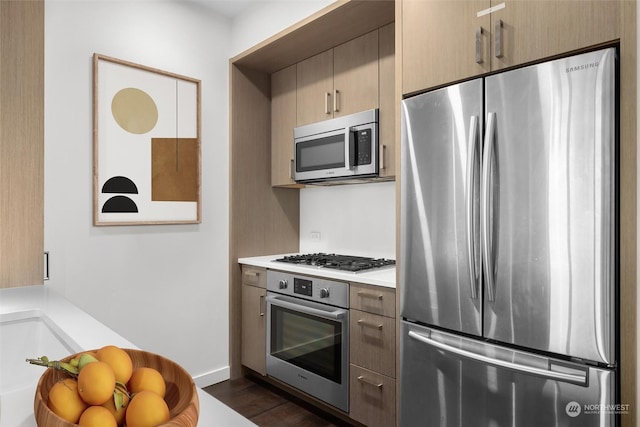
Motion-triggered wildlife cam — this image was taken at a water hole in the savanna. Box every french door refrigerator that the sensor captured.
[400,48,618,426]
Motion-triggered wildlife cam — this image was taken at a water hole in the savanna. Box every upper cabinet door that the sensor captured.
[271,65,297,187]
[333,30,379,117]
[491,0,620,71]
[402,0,491,95]
[296,49,333,126]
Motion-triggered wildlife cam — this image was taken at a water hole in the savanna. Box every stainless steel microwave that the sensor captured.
[294,109,378,183]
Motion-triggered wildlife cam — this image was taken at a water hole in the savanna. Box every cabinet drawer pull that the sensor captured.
[357,375,383,389]
[245,271,260,277]
[357,319,383,329]
[357,291,383,300]
[325,92,331,114]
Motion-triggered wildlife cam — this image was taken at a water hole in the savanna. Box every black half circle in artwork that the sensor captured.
[102,176,139,194]
[102,196,138,213]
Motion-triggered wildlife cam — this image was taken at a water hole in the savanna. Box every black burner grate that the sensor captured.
[274,253,395,272]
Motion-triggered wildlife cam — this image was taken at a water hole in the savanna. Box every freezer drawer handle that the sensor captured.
[408,330,588,385]
[357,375,383,389]
[266,294,346,320]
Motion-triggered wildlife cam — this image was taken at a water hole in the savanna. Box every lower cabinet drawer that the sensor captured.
[350,309,395,378]
[350,364,396,427]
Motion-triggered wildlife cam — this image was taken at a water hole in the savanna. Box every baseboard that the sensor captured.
[192,365,230,388]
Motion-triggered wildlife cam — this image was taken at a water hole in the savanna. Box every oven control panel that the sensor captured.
[267,270,349,308]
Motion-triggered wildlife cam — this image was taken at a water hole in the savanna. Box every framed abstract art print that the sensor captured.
[93,53,201,225]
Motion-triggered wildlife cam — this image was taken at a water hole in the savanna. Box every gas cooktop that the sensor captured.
[273,253,395,272]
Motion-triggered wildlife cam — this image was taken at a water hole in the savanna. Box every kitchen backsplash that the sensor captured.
[299,181,396,259]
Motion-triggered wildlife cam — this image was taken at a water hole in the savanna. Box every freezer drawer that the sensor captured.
[400,321,616,427]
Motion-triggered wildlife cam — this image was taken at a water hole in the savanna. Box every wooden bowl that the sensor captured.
[34,348,199,427]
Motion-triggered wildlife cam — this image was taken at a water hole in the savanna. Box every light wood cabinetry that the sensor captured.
[0,0,44,288]
[241,266,267,375]
[273,24,396,186]
[378,22,396,179]
[401,0,620,94]
[271,65,298,187]
[296,49,335,126]
[349,283,396,427]
[297,30,379,127]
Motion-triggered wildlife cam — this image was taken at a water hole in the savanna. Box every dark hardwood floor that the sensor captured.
[203,375,354,427]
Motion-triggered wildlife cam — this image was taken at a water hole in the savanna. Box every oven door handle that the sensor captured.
[266,295,346,320]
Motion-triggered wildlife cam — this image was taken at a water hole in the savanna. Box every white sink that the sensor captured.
[0,310,82,427]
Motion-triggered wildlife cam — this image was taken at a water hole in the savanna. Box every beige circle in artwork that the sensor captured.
[111,87,158,134]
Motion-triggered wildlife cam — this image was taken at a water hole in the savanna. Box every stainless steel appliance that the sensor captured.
[274,253,395,272]
[400,48,618,426]
[294,109,378,183]
[266,270,350,412]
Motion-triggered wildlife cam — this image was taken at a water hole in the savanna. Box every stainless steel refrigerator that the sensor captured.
[399,48,618,426]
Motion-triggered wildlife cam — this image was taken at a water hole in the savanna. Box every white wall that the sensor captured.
[230,0,334,58]
[44,0,231,387]
[300,182,396,259]
[232,0,397,260]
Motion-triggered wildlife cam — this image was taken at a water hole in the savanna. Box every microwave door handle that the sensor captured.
[266,295,346,320]
[346,128,356,169]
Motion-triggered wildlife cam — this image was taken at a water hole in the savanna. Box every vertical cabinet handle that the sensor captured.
[325,92,331,114]
[259,294,265,317]
[333,89,340,112]
[290,158,295,180]
[494,19,503,58]
[475,27,484,64]
[379,144,386,170]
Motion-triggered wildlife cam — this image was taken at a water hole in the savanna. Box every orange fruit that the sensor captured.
[125,390,170,427]
[47,378,89,423]
[101,390,129,425]
[97,345,133,383]
[128,367,166,398]
[78,405,117,427]
[78,361,116,405]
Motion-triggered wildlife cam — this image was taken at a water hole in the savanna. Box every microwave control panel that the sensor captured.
[355,129,372,165]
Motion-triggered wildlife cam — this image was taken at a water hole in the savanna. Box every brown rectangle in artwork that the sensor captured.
[152,138,199,202]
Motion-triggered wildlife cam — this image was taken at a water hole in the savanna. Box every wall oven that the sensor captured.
[294,108,378,183]
[266,270,349,412]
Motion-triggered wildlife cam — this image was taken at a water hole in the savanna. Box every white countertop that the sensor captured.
[238,254,396,288]
[0,285,255,427]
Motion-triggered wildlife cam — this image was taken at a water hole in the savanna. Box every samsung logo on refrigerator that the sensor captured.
[566,61,599,73]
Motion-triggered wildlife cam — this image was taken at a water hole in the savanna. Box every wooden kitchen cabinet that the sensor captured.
[402,0,620,95]
[271,65,297,187]
[296,30,379,126]
[402,0,490,94]
[350,365,396,427]
[0,0,44,288]
[349,282,396,427]
[378,22,396,179]
[241,266,267,375]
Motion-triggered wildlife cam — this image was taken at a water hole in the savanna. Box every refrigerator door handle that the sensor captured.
[481,112,496,302]
[466,115,480,299]
[408,330,588,385]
